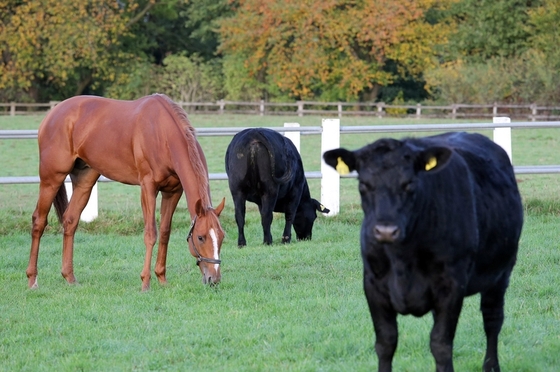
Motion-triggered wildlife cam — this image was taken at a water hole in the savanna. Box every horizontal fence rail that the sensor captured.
[3,100,560,121]
[4,121,560,140]
[2,119,560,221]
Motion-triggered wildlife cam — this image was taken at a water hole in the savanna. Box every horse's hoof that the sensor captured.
[28,277,38,289]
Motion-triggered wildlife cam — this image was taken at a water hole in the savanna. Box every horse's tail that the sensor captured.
[53,185,68,225]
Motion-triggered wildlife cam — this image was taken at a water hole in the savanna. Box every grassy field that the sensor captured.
[0,113,559,371]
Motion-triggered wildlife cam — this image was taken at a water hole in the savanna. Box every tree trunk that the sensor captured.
[362,84,380,102]
[75,73,93,96]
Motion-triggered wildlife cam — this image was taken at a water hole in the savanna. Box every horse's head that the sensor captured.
[187,198,226,285]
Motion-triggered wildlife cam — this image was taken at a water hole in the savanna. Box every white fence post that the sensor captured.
[64,181,98,222]
[493,117,512,163]
[283,123,300,152]
[320,118,340,216]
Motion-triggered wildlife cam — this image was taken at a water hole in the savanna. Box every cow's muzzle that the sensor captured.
[374,224,400,243]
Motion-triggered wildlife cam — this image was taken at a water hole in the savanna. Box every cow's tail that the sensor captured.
[272,155,292,184]
[254,131,292,184]
[53,185,69,225]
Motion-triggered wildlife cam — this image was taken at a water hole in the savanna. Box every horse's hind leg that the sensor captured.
[60,167,100,284]
[154,191,182,285]
[27,177,67,288]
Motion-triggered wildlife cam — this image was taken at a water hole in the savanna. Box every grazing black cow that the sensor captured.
[225,128,329,246]
[323,132,523,372]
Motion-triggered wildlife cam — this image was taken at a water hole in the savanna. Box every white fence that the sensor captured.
[2,118,560,221]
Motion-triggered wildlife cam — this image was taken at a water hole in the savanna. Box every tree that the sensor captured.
[181,0,234,61]
[527,0,560,68]
[155,53,223,102]
[443,0,533,62]
[0,0,158,101]
[218,0,453,101]
[424,0,560,105]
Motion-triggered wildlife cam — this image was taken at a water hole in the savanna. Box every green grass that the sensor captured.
[1,114,559,371]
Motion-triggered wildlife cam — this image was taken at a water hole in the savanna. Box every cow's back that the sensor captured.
[225,128,300,202]
[412,132,523,294]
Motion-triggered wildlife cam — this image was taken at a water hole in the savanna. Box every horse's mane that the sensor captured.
[153,94,210,207]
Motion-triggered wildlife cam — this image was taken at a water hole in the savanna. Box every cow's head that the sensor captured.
[323,139,452,244]
[294,199,330,240]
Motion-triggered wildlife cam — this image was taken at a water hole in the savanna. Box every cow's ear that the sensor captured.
[417,146,452,173]
[323,148,356,175]
[313,199,330,214]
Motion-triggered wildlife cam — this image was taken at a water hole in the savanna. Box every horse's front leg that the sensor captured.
[140,182,158,291]
[154,191,182,285]
[61,171,99,284]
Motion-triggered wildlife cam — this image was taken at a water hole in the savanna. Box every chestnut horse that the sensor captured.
[27,94,226,291]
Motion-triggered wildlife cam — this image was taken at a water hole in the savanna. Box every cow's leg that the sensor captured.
[154,191,182,284]
[430,295,464,372]
[60,169,100,284]
[280,191,301,244]
[139,181,158,291]
[259,191,276,245]
[281,208,294,244]
[364,272,398,372]
[230,190,247,247]
[480,279,509,372]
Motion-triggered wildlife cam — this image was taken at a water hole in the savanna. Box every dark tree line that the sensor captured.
[1,0,558,105]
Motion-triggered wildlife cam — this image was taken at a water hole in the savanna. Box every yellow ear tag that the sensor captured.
[336,157,350,175]
[425,156,437,171]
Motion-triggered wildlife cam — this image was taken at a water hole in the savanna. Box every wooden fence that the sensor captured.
[2,100,560,121]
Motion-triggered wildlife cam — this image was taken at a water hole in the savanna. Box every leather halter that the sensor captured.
[186,216,222,266]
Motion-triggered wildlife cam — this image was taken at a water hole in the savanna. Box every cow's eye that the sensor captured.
[359,181,374,194]
[402,181,414,192]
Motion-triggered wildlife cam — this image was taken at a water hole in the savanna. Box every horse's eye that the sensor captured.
[197,236,204,243]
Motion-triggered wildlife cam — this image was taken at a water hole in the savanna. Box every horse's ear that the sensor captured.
[195,199,205,217]
[214,197,226,216]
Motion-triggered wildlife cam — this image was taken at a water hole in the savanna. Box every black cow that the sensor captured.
[225,128,329,246]
[323,132,523,372]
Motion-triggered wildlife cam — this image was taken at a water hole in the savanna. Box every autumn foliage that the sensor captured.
[1,0,559,104]
[0,0,154,100]
[218,0,453,100]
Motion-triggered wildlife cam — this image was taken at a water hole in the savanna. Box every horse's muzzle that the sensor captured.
[202,274,220,286]
[200,265,221,285]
